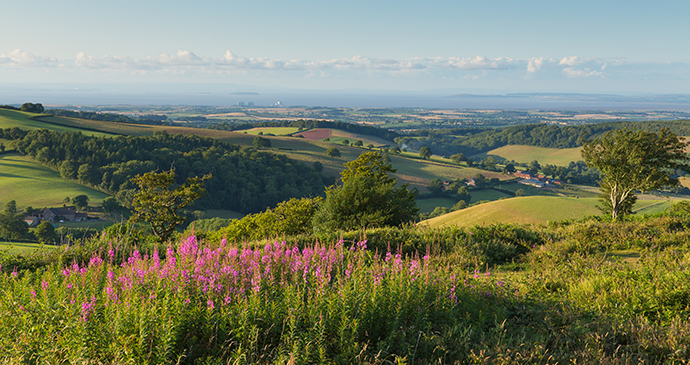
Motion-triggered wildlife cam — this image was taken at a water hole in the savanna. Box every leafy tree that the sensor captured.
[450,153,465,165]
[452,200,467,211]
[0,143,5,152]
[73,195,89,211]
[128,170,210,241]
[483,156,497,171]
[23,206,34,215]
[366,144,374,149]
[515,189,525,197]
[313,152,418,232]
[325,147,341,158]
[541,164,557,179]
[35,221,56,244]
[20,102,44,113]
[341,139,350,146]
[354,140,363,147]
[473,174,488,189]
[503,163,516,174]
[102,196,121,214]
[253,136,271,149]
[211,197,323,242]
[456,186,471,203]
[312,161,323,173]
[528,160,541,176]
[0,200,28,240]
[582,128,690,220]
[427,178,445,196]
[59,160,78,180]
[389,146,401,155]
[419,146,432,159]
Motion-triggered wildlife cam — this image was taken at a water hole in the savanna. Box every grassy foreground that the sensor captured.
[2,211,690,363]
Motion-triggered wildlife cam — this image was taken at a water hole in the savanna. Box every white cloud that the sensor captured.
[562,67,603,78]
[527,57,547,73]
[0,49,59,67]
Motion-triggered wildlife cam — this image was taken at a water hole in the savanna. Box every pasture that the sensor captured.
[0,110,114,137]
[423,196,603,228]
[473,144,584,166]
[240,127,301,136]
[0,153,110,210]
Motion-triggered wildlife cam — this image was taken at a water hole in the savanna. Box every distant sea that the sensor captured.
[2,86,690,110]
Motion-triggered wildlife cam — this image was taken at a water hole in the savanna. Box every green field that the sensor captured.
[0,109,114,137]
[415,197,457,213]
[423,196,603,228]
[473,145,584,166]
[0,241,52,254]
[469,189,512,203]
[0,153,110,210]
[241,127,302,136]
[423,194,686,228]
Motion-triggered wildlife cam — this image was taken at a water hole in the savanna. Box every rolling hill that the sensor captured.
[421,195,678,228]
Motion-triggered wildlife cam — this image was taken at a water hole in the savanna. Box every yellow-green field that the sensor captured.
[422,195,683,228]
[473,145,583,166]
[0,241,52,254]
[0,153,110,210]
[240,127,301,136]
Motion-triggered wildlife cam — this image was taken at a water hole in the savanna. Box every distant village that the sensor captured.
[466,170,562,189]
[24,207,91,227]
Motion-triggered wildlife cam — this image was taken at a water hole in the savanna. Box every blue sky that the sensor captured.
[2,0,690,94]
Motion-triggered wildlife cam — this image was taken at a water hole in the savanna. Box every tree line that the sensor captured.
[395,120,690,156]
[11,129,331,213]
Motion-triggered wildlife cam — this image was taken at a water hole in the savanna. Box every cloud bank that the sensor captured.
[1,49,613,77]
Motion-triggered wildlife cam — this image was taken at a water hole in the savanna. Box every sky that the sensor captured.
[2,0,690,98]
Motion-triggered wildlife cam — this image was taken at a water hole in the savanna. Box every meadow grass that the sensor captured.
[0,153,110,210]
[472,144,584,166]
[423,196,603,227]
[241,127,302,135]
[469,189,512,203]
[0,241,50,255]
[415,197,457,213]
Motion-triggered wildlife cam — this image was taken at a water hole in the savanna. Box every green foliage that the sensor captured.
[252,135,271,149]
[418,146,432,159]
[0,200,28,241]
[209,197,322,242]
[20,102,44,114]
[72,194,89,211]
[427,178,444,196]
[325,146,341,157]
[34,221,56,244]
[582,128,690,220]
[313,152,418,232]
[13,129,330,213]
[101,196,121,214]
[128,170,210,242]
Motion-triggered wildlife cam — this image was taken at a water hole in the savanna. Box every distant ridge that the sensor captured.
[229,92,260,96]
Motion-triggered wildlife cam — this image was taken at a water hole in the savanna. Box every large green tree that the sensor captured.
[0,200,28,241]
[582,128,690,220]
[35,221,56,244]
[312,152,418,232]
[129,170,210,241]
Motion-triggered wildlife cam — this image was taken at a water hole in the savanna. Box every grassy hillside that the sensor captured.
[0,109,114,137]
[421,195,680,228]
[0,153,109,210]
[472,144,583,166]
